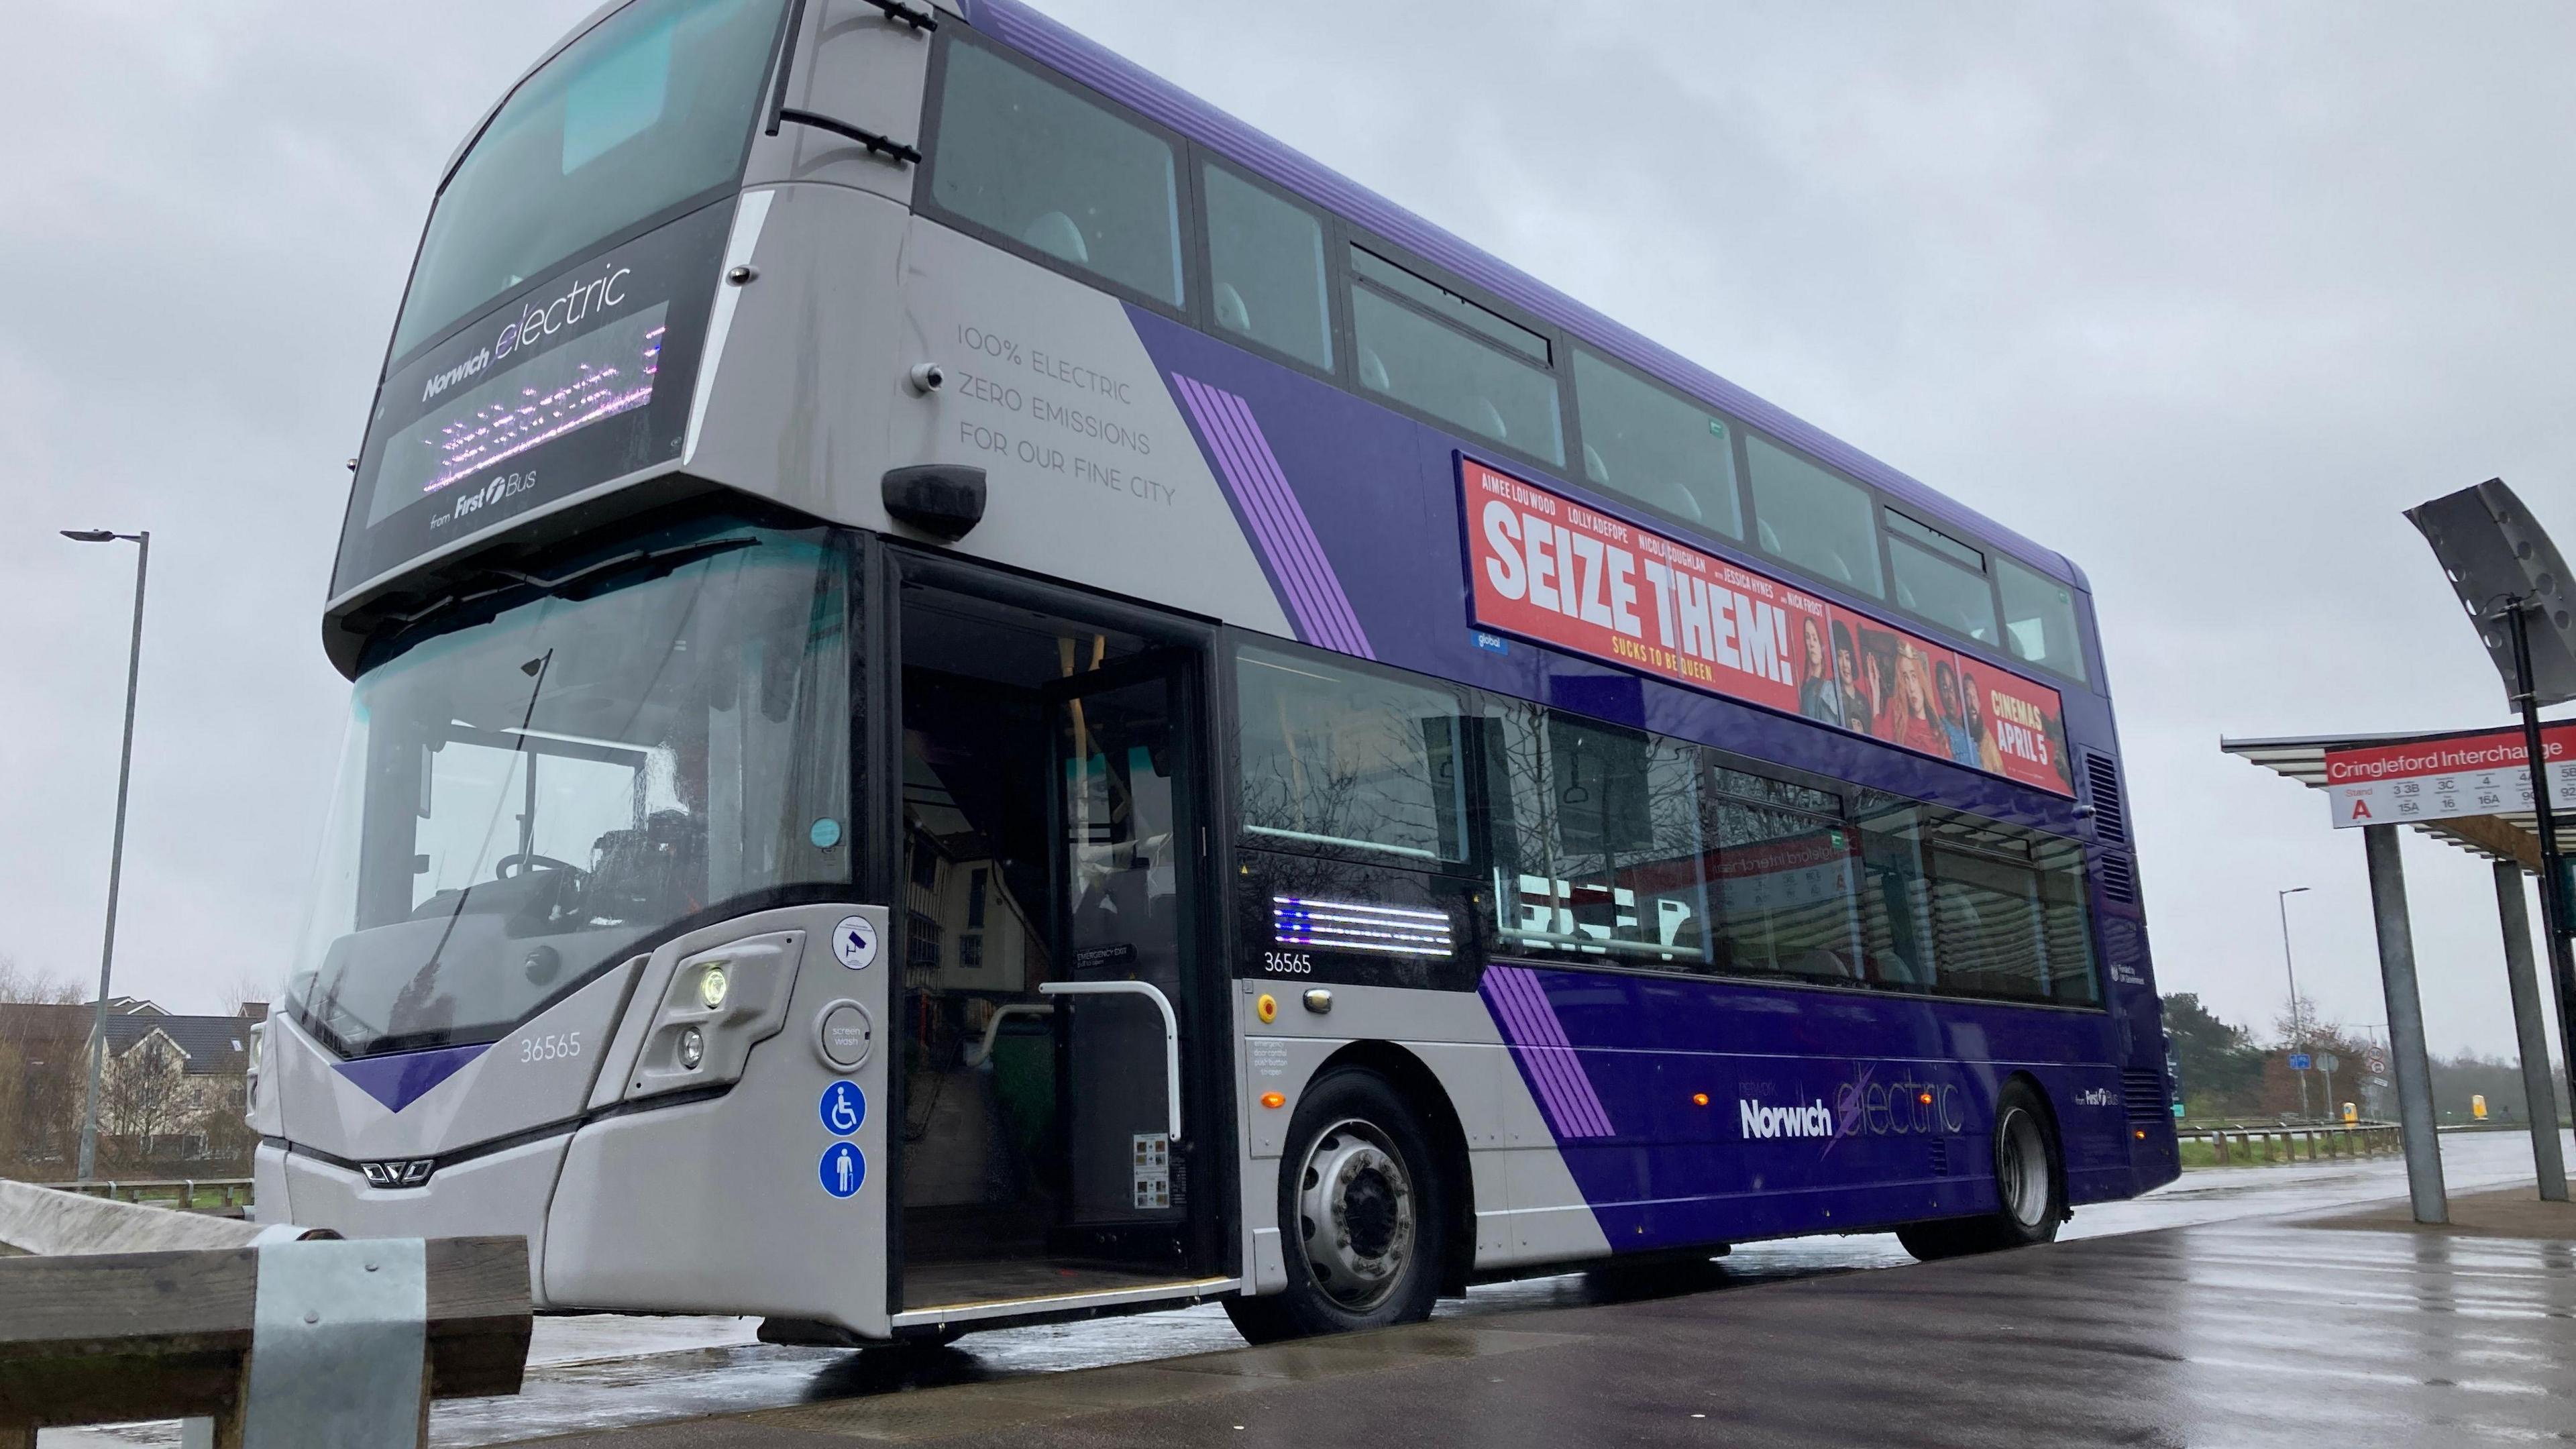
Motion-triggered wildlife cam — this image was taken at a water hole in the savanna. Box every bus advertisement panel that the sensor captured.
[1462,457,2074,796]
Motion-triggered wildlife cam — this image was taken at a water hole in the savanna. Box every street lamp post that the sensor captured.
[2278,885,2312,1121]
[63,528,150,1182]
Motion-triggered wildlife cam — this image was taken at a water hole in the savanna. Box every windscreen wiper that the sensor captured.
[354,536,761,633]
[762,0,931,166]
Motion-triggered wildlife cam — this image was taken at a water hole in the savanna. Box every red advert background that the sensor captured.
[1461,458,2074,797]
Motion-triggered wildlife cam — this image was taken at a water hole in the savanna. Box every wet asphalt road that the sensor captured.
[40,1128,2573,1446]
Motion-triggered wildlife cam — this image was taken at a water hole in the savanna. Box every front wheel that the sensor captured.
[1226,1069,1448,1344]
[1897,1079,2063,1261]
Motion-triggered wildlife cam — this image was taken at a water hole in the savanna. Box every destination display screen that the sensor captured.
[1461,457,2076,797]
[333,200,732,596]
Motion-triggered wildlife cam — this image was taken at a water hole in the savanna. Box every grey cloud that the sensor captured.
[5,0,2570,1066]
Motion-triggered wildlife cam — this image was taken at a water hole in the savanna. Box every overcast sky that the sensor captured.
[4,1,2571,1065]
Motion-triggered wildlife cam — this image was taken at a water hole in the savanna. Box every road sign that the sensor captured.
[2316,1052,2340,1075]
[2321,721,2576,828]
[2288,1053,2312,1072]
[2364,1049,2387,1075]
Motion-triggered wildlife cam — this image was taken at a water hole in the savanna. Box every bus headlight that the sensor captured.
[622,930,804,1102]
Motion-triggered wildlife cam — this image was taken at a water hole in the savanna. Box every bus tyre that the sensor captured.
[1226,1069,1448,1344]
[1897,1081,2063,1261]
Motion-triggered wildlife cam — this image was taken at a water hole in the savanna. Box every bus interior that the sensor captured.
[895,580,1224,1314]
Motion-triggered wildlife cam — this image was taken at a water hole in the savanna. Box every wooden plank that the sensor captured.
[0,1352,244,1428]
[423,1238,533,1400]
[0,1249,258,1357]
[0,1237,531,1426]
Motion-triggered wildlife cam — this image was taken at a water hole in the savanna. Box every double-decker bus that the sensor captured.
[254,0,2177,1345]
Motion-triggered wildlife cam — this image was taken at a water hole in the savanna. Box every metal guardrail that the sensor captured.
[0,1181,531,1448]
[52,1178,253,1214]
[2176,1124,2402,1165]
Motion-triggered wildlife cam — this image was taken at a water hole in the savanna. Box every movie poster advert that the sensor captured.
[1460,458,2075,797]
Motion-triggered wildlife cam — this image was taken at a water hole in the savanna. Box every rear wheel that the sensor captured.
[1897,1080,2062,1261]
[1226,1069,1448,1344]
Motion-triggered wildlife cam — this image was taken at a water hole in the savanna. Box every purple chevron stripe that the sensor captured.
[1481,965,1615,1139]
[333,1040,488,1114]
[1169,374,1373,658]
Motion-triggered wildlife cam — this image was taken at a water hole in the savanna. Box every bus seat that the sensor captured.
[1582,443,1611,486]
[1470,396,1508,442]
[1359,347,1390,392]
[1214,282,1252,335]
[1020,211,1089,266]
[1758,519,1782,555]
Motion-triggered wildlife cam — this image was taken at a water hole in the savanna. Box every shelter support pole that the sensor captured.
[2504,599,2576,1118]
[2494,859,2569,1200]
[2365,823,2447,1224]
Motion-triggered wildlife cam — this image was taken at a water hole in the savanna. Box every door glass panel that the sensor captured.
[1058,676,1187,1228]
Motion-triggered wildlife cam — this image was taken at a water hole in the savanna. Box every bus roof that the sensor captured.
[961,0,2086,592]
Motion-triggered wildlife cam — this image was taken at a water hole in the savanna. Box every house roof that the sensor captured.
[101,1013,252,1075]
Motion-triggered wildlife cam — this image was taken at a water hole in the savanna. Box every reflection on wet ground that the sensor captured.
[39,1129,2571,1447]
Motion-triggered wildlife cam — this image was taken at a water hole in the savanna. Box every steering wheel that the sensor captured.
[495,853,583,880]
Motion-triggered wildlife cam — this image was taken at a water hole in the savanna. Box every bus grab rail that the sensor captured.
[962,1002,1054,1069]
[1039,981,1182,1140]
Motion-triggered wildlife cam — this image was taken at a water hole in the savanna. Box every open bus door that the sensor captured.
[890,570,1229,1329]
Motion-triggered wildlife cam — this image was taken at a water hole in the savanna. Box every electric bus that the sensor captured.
[254,0,2178,1345]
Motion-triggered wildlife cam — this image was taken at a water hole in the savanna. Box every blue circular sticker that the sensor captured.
[819,1142,865,1199]
[819,1080,866,1137]
[810,818,843,849]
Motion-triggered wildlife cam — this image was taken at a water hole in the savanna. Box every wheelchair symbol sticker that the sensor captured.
[819,1142,864,1199]
[831,916,878,971]
[819,1081,865,1137]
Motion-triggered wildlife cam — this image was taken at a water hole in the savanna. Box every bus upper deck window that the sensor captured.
[389,0,784,362]
[1570,347,1741,540]
[1348,248,1562,467]
[1203,165,1332,372]
[1746,436,1883,599]
[1996,556,2090,684]
[932,44,1184,307]
[1885,510,1998,645]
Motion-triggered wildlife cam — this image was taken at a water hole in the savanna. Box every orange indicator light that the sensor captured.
[1919,1092,1933,1106]
[2135,1128,2147,1140]
[1691,1093,1710,1107]
[1256,994,1277,1023]
[1260,1092,1286,1109]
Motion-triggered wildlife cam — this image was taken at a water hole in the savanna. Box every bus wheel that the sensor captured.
[1897,1081,2063,1261]
[1225,1069,1448,1344]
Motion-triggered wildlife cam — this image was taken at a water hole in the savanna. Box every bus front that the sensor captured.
[256,0,908,1338]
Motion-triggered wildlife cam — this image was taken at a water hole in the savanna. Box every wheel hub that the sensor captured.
[1296,1120,1415,1312]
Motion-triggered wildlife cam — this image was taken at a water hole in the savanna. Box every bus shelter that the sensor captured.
[2224,722,2576,1222]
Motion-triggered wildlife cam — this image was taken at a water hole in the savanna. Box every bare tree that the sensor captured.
[0,955,81,1004]
[0,957,87,1176]
[100,1037,189,1166]
[219,973,273,1017]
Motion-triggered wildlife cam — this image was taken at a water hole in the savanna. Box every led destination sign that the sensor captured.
[333,201,732,596]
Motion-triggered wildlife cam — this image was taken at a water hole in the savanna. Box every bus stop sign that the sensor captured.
[2288,1053,2312,1072]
